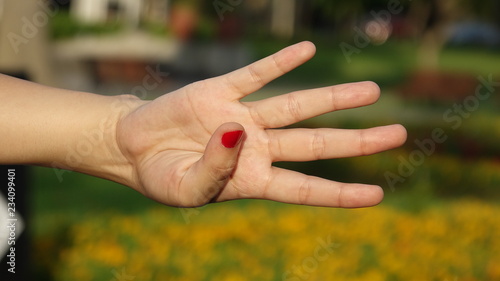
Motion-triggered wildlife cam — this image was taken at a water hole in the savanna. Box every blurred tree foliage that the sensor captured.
[306,0,499,34]
[305,0,499,68]
[309,0,499,22]
[459,0,500,23]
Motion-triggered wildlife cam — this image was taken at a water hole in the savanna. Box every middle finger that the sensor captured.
[267,125,407,162]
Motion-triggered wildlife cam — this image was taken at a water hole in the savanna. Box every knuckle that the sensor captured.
[285,93,302,121]
[337,184,345,208]
[271,53,286,75]
[298,178,312,205]
[247,64,263,85]
[329,86,339,111]
[208,163,234,185]
[265,131,279,160]
[190,165,233,206]
[311,131,327,159]
[248,106,267,127]
[358,130,369,156]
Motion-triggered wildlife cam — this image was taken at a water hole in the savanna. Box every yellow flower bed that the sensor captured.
[51,200,500,281]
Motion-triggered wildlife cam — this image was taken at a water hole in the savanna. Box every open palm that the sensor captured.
[116,42,407,208]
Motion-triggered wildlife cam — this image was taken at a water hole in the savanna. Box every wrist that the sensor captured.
[50,94,147,187]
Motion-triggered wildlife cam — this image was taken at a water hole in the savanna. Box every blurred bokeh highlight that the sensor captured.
[1,0,499,280]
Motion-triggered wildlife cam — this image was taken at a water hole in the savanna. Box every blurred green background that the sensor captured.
[12,0,500,280]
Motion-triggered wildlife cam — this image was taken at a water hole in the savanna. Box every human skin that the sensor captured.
[0,41,407,208]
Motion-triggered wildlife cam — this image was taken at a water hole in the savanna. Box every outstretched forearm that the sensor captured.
[0,74,145,185]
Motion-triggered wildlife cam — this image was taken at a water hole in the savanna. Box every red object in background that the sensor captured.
[170,5,199,41]
[95,60,148,83]
[398,70,479,101]
[217,15,244,43]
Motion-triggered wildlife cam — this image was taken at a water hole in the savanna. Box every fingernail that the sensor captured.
[221,130,244,148]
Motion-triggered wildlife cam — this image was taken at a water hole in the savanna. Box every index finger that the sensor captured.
[222,41,316,100]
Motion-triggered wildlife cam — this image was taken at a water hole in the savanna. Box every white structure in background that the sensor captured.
[71,0,169,28]
[71,0,109,24]
[71,0,295,38]
[119,0,143,27]
[142,0,170,24]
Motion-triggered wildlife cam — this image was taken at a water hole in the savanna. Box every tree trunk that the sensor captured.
[271,0,295,39]
[413,0,460,70]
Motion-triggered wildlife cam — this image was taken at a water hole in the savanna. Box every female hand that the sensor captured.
[116,42,407,208]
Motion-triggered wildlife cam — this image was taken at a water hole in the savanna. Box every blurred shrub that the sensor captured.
[50,11,123,39]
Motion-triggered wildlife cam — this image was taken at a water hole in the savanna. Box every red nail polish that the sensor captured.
[221,130,243,148]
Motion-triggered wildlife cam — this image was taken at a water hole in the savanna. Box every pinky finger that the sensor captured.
[264,167,384,208]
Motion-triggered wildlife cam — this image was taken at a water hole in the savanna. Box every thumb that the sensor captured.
[184,122,245,207]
